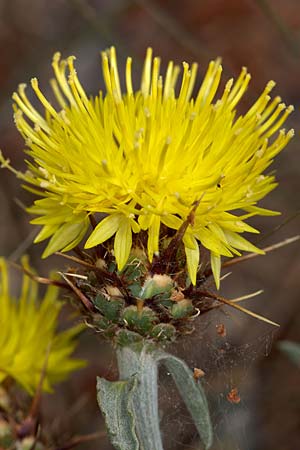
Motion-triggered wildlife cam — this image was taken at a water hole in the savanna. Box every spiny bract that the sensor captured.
[0,258,85,395]
[1,47,294,287]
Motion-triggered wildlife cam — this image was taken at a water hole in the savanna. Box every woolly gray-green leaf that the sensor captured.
[278,340,300,368]
[96,376,139,450]
[156,351,213,449]
[117,346,164,450]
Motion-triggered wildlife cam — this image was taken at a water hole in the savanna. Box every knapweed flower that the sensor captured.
[1,47,294,287]
[0,258,85,395]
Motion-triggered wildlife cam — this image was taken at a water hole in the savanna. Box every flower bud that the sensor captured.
[94,292,125,322]
[170,299,194,319]
[140,275,173,300]
[122,306,158,334]
[115,329,143,347]
[150,323,176,341]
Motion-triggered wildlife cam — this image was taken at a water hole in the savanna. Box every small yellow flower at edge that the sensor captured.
[0,47,294,288]
[0,257,85,395]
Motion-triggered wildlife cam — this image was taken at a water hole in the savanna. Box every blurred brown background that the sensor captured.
[0,1,299,449]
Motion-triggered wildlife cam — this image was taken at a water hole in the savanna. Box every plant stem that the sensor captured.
[117,345,164,450]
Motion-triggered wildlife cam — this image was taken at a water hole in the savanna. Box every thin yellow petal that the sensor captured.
[184,235,200,285]
[85,214,122,248]
[211,252,221,290]
[114,218,132,270]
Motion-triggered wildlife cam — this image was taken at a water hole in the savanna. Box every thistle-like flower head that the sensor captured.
[3,47,294,287]
[0,258,85,395]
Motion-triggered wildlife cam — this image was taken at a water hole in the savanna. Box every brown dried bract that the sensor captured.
[170,289,185,302]
[216,323,227,337]
[193,367,205,380]
[227,387,241,404]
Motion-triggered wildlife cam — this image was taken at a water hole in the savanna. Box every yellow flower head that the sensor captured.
[3,47,294,287]
[0,258,85,395]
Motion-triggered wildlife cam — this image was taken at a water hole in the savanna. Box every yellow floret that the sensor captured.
[0,258,85,395]
[0,47,294,287]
